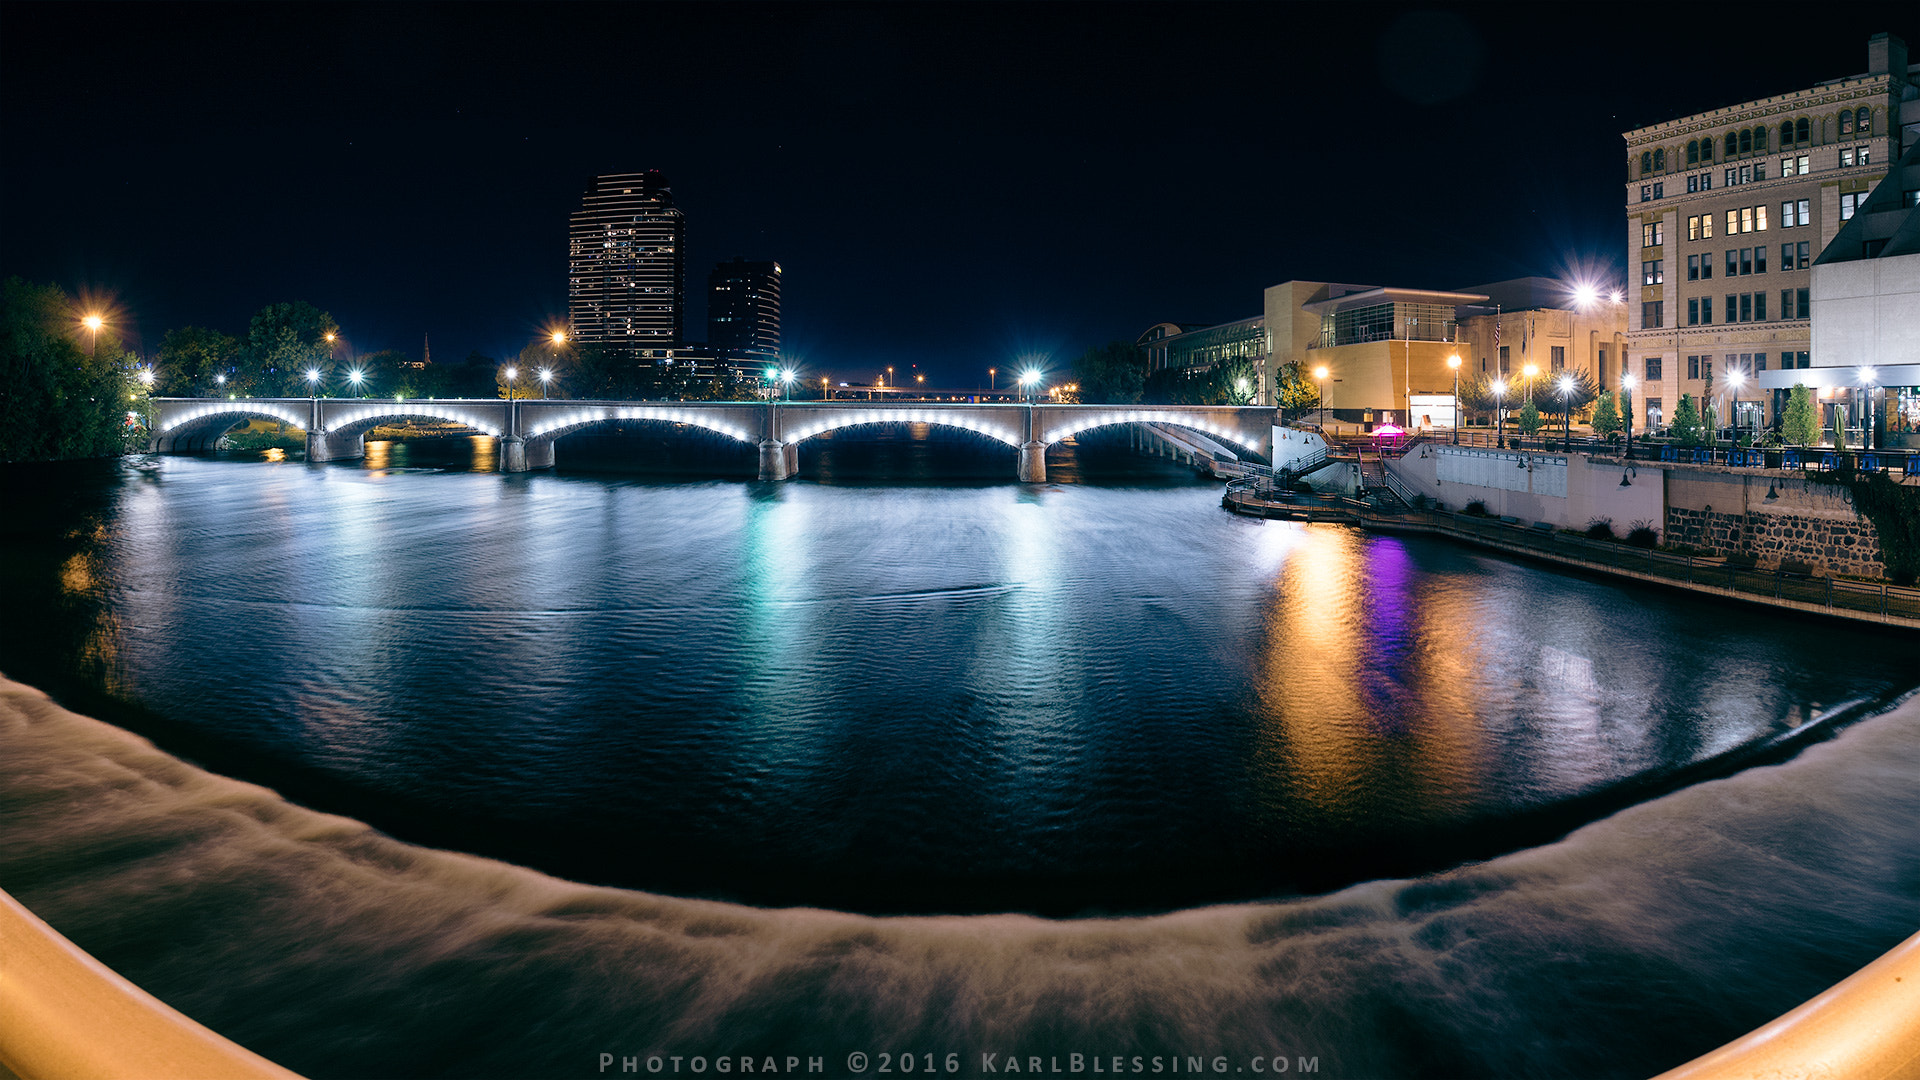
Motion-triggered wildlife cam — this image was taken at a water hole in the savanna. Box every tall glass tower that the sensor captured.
[568,171,686,351]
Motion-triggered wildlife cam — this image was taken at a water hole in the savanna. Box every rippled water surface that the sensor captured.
[2,443,1913,914]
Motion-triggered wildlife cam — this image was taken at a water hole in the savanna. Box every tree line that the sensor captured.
[0,279,142,462]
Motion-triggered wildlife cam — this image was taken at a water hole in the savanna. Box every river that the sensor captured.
[0,433,1915,1078]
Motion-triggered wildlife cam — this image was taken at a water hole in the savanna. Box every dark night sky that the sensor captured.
[2,3,1914,383]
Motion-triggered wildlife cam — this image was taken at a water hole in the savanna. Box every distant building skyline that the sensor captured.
[568,171,686,351]
[707,257,783,359]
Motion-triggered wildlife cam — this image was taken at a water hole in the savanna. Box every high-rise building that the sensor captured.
[707,257,783,358]
[568,171,686,351]
[1620,33,1915,431]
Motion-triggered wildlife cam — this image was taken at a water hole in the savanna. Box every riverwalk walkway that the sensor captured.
[1223,486,1920,630]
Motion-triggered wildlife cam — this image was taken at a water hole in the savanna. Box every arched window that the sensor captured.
[1753,126,1768,152]
[1653,147,1665,171]
[1841,110,1853,135]
[1857,107,1871,134]
[1779,121,1792,147]
[1739,129,1752,154]
[1687,140,1700,165]
[1725,133,1739,158]
[1641,150,1653,175]
[1796,117,1809,143]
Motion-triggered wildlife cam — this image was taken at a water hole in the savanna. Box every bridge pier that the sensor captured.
[305,431,332,462]
[524,438,555,471]
[303,431,364,462]
[758,440,791,481]
[498,435,527,473]
[1018,441,1046,483]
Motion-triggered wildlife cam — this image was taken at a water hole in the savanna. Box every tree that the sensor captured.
[1591,390,1622,439]
[155,326,239,397]
[449,352,500,398]
[1517,398,1543,436]
[0,278,138,461]
[1274,360,1320,418]
[1214,357,1258,405]
[1781,384,1821,447]
[1069,341,1146,404]
[1529,369,1599,415]
[1456,371,1502,426]
[240,302,339,397]
[1669,393,1704,446]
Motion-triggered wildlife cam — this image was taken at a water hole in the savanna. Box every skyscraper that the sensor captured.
[706,257,783,359]
[568,171,686,351]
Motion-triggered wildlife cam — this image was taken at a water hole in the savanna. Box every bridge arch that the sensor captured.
[323,403,504,440]
[151,402,308,452]
[1040,410,1269,460]
[522,405,759,448]
[782,409,1023,448]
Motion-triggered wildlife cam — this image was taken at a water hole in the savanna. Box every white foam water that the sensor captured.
[3,673,1916,1079]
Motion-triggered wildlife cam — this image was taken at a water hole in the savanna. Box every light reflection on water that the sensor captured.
[0,451,1915,915]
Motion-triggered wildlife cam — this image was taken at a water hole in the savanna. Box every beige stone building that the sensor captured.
[1621,33,1915,433]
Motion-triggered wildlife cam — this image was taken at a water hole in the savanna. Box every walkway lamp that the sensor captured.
[989,367,996,393]
[347,368,366,398]
[1558,374,1574,452]
[83,314,104,356]
[781,368,796,401]
[886,365,893,388]
[1019,368,1041,403]
[1447,354,1461,444]
[1492,378,1508,450]
[1859,366,1878,451]
[1726,368,1746,447]
[1313,365,1329,430]
[538,367,553,399]
[1621,372,1636,460]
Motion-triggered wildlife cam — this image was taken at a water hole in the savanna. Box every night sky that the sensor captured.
[3,3,1914,384]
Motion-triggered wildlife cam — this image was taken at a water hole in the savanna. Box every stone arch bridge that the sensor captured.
[147,398,1275,481]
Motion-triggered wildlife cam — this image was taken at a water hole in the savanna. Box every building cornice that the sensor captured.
[1623,77,1890,146]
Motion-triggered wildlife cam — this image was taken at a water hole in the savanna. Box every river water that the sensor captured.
[1,434,1916,1078]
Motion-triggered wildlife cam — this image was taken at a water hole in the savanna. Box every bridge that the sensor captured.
[147,397,1276,481]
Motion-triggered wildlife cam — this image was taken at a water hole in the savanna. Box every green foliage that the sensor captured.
[1584,517,1615,540]
[1851,472,1920,584]
[1591,391,1622,438]
[1524,368,1599,414]
[1456,371,1501,414]
[1517,398,1543,436]
[1781,384,1820,446]
[1274,360,1320,417]
[240,302,339,397]
[1070,341,1147,404]
[1142,359,1257,406]
[1668,394,1704,445]
[156,326,239,397]
[0,278,140,462]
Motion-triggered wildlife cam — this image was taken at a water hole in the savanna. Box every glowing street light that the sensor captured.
[137,367,154,388]
[1313,365,1329,430]
[1726,368,1747,447]
[538,367,553,399]
[1571,283,1598,310]
[988,367,996,393]
[504,366,518,401]
[347,368,366,398]
[551,330,568,347]
[82,314,104,356]
[781,367,796,401]
[1446,354,1462,445]
[1019,368,1042,403]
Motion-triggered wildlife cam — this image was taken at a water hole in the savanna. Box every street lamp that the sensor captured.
[1313,364,1329,430]
[348,368,366,398]
[215,373,227,397]
[988,367,996,393]
[538,367,553,399]
[1019,368,1041,402]
[1621,372,1637,460]
[82,314,104,356]
[1492,378,1508,449]
[1726,368,1747,447]
[886,365,893,388]
[1446,354,1461,444]
[1859,366,1878,451]
[1558,374,1575,452]
[781,367,796,401]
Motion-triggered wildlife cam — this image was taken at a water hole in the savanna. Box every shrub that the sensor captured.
[1585,517,1615,540]
[1625,519,1660,548]
[1464,500,1488,517]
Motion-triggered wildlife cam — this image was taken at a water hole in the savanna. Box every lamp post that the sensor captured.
[781,367,796,401]
[504,366,518,437]
[988,367,996,394]
[1313,364,1329,431]
[83,314,104,357]
[348,368,365,398]
[1558,374,1574,452]
[1492,378,1508,450]
[306,367,322,434]
[1446,354,1461,444]
[538,368,553,399]
[1019,368,1040,403]
[1726,369,1746,448]
[886,365,893,389]
[1621,372,1636,461]
[1860,366,1878,451]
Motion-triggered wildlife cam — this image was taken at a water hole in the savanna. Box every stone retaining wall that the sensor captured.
[1664,503,1886,578]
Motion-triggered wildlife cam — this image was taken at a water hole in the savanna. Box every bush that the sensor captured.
[1463,500,1488,517]
[1585,517,1615,540]
[1625,519,1660,548]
